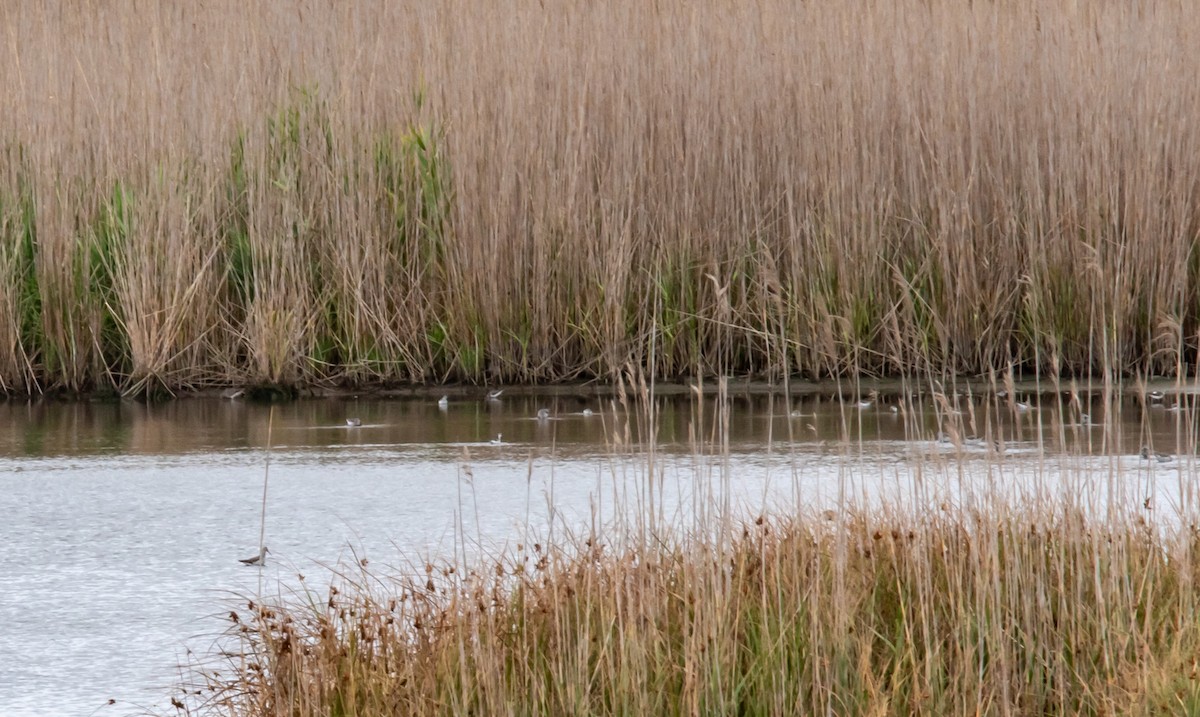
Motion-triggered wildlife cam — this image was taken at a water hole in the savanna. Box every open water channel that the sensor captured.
[1,383,1197,715]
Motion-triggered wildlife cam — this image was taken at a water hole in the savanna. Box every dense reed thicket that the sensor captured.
[184,504,1200,716]
[3,1,1200,395]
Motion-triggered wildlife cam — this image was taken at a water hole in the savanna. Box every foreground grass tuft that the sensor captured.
[183,505,1200,716]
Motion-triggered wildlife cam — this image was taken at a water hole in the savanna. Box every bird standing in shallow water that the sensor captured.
[240,546,269,566]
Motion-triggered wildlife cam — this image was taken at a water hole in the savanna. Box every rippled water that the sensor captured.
[1,385,1196,715]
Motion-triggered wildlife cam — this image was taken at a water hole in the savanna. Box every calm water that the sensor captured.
[1,386,1196,715]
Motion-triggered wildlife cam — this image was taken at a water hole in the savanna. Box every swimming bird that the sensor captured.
[489,433,503,445]
[438,396,449,410]
[581,408,594,417]
[239,546,269,566]
[1014,400,1032,413]
[536,408,551,421]
[1148,390,1166,403]
[486,389,504,401]
[1140,447,1173,463]
[346,417,362,427]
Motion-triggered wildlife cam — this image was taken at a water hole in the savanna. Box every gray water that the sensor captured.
[1,386,1197,716]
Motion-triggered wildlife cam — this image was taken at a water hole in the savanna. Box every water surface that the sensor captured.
[2,386,1196,715]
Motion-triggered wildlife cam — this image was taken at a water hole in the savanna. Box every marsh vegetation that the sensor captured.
[5,1,1200,713]
[3,1,1200,395]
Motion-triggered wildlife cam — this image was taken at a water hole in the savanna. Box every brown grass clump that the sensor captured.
[181,504,1200,716]
[4,1,1200,394]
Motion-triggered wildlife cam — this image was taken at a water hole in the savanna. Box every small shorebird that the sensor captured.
[346,417,362,427]
[581,408,594,417]
[489,433,504,445]
[536,408,551,421]
[1014,400,1032,413]
[239,546,269,566]
[1140,447,1173,463]
[1148,390,1166,403]
[438,396,449,410]
[486,389,504,401]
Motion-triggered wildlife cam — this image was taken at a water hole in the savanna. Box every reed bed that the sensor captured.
[181,503,1200,716]
[3,0,1200,395]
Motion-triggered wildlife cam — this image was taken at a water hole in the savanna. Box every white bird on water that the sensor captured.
[346,417,362,427]
[536,408,551,421]
[489,433,504,445]
[239,546,269,566]
[486,389,504,401]
[581,408,594,417]
[438,396,449,410]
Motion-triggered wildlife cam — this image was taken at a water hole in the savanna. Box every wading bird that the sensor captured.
[239,546,269,566]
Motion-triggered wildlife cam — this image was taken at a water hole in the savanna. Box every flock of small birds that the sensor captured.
[787,386,1191,465]
[246,385,1188,564]
[341,388,599,429]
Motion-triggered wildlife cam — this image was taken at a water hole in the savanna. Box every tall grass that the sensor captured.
[185,508,1200,715]
[3,1,1200,394]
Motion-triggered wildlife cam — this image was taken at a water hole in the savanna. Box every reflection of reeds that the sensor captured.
[4,1,1200,394]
